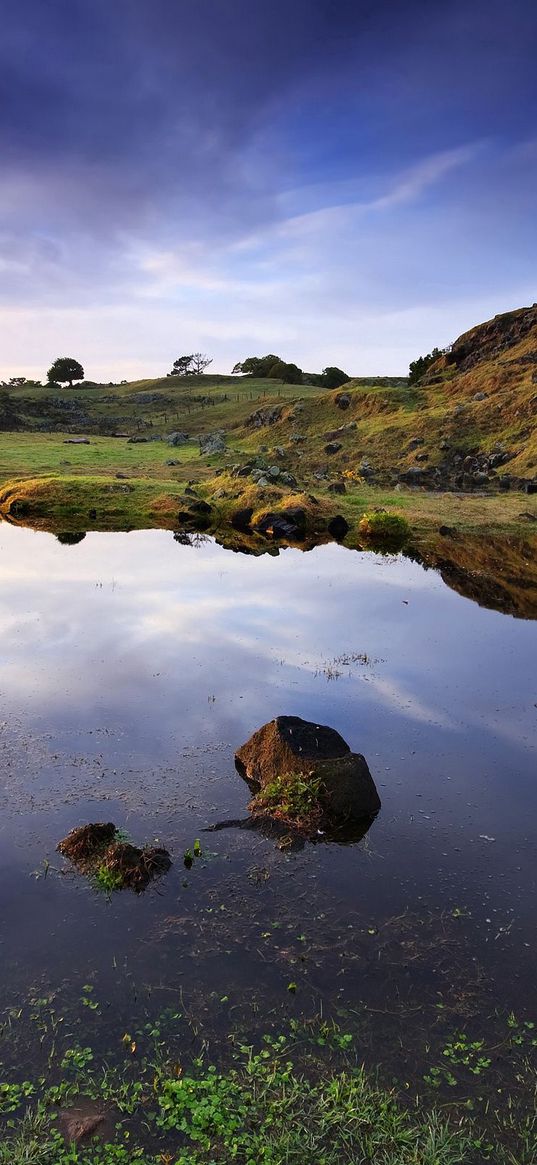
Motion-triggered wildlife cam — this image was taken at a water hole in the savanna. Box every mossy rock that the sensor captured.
[358,510,410,543]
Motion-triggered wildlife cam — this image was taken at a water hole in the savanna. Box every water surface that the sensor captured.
[0,523,536,1086]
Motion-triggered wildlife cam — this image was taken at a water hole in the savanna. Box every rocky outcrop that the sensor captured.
[449,305,537,373]
[235,716,380,836]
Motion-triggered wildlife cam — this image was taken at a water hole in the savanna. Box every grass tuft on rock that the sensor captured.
[249,770,324,833]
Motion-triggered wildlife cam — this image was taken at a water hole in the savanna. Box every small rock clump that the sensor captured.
[57,823,171,893]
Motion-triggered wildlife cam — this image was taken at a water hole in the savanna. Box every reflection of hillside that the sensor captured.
[2,508,536,618]
[410,533,537,619]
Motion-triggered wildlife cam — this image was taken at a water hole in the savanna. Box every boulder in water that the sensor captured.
[235,716,380,835]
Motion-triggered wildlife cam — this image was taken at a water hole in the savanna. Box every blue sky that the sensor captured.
[1,0,536,380]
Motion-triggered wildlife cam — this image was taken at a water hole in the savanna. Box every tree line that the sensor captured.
[3,345,448,389]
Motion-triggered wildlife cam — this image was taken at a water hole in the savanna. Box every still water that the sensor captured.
[0,523,536,1081]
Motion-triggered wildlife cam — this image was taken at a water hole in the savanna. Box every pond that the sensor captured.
[0,522,536,1127]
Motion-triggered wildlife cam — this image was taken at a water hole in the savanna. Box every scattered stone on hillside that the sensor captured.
[235,715,380,836]
[408,437,424,450]
[415,452,429,462]
[335,392,351,409]
[399,466,429,485]
[279,472,298,487]
[64,437,90,444]
[166,431,189,446]
[473,392,487,401]
[267,465,281,478]
[290,433,306,443]
[256,476,270,487]
[165,459,180,466]
[325,442,342,455]
[57,822,171,893]
[247,404,284,428]
[439,525,456,536]
[127,435,149,443]
[440,440,450,450]
[235,463,254,477]
[328,514,350,540]
[327,481,346,494]
[130,391,166,404]
[199,431,226,455]
[115,472,127,479]
[274,446,286,457]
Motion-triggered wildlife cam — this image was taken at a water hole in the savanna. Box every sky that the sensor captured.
[1,0,536,381]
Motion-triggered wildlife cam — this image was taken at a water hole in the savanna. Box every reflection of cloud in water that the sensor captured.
[0,526,535,778]
[363,676,457,730]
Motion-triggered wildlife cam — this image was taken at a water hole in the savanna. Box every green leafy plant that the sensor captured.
[250,770,323,831]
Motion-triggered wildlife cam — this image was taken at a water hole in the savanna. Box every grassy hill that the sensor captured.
[1,306,536,493]
[0,307,536,556]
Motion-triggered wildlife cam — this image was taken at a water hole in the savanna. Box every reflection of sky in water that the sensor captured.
[0,524,536,1012]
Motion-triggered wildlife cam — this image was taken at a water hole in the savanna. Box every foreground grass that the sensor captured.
[0,1040,502,1165]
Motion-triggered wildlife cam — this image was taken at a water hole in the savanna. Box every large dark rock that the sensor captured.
[254,507,307,541]
[328,514,349,540]
[235,716,380,834]
[176,497,213,529]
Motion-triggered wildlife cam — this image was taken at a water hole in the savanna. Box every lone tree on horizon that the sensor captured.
[169,353,213,376]
[47,356,85,388]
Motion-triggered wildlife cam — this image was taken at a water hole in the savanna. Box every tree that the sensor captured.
[408,347,443,385]
[232,355,281,378]
[170,355,194,376]
[267,360,303,384]
[47,357,84,388]
[321,366,348,389]
[191,353,213,375]
[169,353,213,376]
